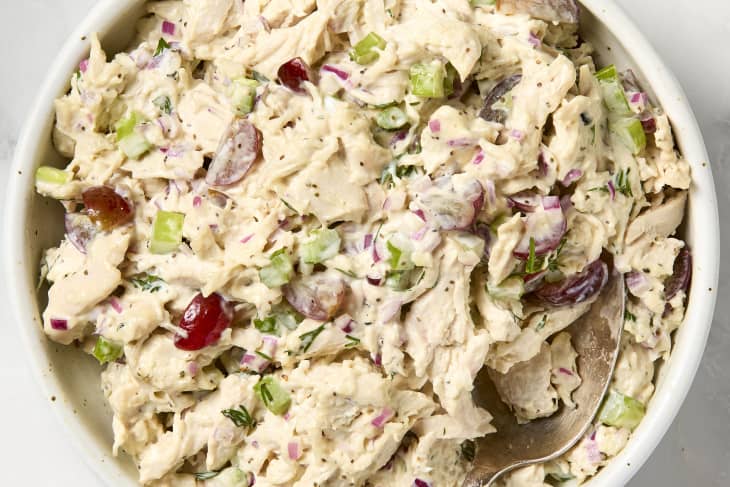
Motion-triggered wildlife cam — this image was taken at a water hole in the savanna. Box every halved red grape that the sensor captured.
[206,120,262,186]
[532,260,608,306]
[65,213,97,254]
[664,247,692,300]
[174,292,233,351]
[284,275,346,321]
[82,186,134,230]
[416,175,484,231]
[479,74,522,124]
[277,57,312,93]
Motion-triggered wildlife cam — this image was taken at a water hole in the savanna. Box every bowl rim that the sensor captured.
[3,0,720,486]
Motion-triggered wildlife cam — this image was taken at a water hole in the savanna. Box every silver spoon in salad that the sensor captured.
[465,266,625,486]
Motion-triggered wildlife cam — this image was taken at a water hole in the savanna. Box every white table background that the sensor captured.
[1,1,728,485]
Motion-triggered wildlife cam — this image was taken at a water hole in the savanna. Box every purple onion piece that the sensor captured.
[479,74,522,124]
[523,270,547,293]
[50,318,68,330]
[508,192,541,213]
[561,169,583,187]
[206,120,262,186]
[640,112,657,134]
[321,64,350,81]
[65,213,97,254]
[532,260,608,307]
[513,199,567,259]
[664,248,692,300]
[284,275,346,321]
[472,222,492,261]
[419,175,484,230]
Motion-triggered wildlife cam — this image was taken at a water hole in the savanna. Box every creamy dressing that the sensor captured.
[35,1,692,485]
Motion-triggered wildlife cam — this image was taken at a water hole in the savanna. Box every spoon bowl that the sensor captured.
[465,269,625,486]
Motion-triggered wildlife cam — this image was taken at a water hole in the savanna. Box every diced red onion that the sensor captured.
[412,209,426,222]
[528,32,541,48]
[109,297,123,314]
[390,130,408,146]
[284,276,346,321]
[50,318,68,331]
[371,407,394,427]
[382,197,392,211]
[472,149,485,165]
[414,479,432,487]
[428,119,441,133]
[241,352,270,373]
[373,244,382,263]
[585,433,602,464]
[558,367,574,376]
[607,180,616,201]
[288,441,301,460]
[321,64,350,81]
[665,248,692,300]
[65,213,97,254]
[510,129,525,141]
[411,225,428,241]
[335,314,354,333]
[162,20,176,35]
[366,273,384,286]
[364,233,373,250]
[513,198,567,258]
[507,192,541,213]
[561,169,583,186]
[192,195,201,207]
[258,16,271,32]
[625,271,650,295]
[640,112,657,133]
[187,361,199,376]
[537,152,549,176]
[373,353,382,366]
[79,59,89,73]
[446,138,477,148]
[240,234,254,244]
[261,335,278,356]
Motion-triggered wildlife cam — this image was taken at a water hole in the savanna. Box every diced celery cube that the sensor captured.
[93,336,123,364]
[409,61,447,98]
[611,117,647,155]
[444,62,459,96]
[487,276,525,301]
[118,132,152,159]
[350,32,387,65]
[254,376,291,415]
[230,78,259,115]
[259,249,293,288]
[301,229,341,264]
[35,166,71,185]
[595,65,620,82]
[150,210,185,254]
[376,107,408,130]
[115,111,143,141]
[598,389,646,430]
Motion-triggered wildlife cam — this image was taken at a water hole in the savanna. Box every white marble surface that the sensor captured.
[0,1,728,485]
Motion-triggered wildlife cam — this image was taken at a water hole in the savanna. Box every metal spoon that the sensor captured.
[465,269,625,486]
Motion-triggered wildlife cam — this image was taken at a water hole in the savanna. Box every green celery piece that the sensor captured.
[114,111,143,141]
[35,166,71,185]
[595,64,620,82]
[118,132,152,159]
[386,240,412,271]
[611,117,647,155]
[486,276,525,301]
[154,38,171,57]
[253,376,291,415]
[230,78,259,115]
[470,0,496,5]
[443,62,459,96]
[350,32,387,65]
[376,107,408,130]
[93,336,123,364]
[259,249,293,288]
[150,211,185,254]
[409,61,447,98]
[598,389,646,430]
[300,228,341,264]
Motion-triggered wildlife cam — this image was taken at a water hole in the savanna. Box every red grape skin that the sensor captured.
[277,58,312,93]
[174,293,233,351]
[82,186,134,230]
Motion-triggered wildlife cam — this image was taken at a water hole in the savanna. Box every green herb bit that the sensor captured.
[280,198,299,214]
[344,335,360,348]
[350,32,387,65]
[92,336,123,364]
[253,376,291,415]
[535,314,548,331]
[130,273,165,292]
[254,316,278,335]
[525,237,542,274]
[221,404,256,429]
[335,268,358,278]
[255,350,273,361]
[152,95,172,114]
[154,38,171,57]
[624,309,637,322]
[299,325,325,353]
[614,168,633,197]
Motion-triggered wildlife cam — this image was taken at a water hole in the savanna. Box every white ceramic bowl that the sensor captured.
[3,0,720,485]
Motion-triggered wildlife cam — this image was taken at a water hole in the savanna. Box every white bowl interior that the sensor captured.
[4,0,719,486]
